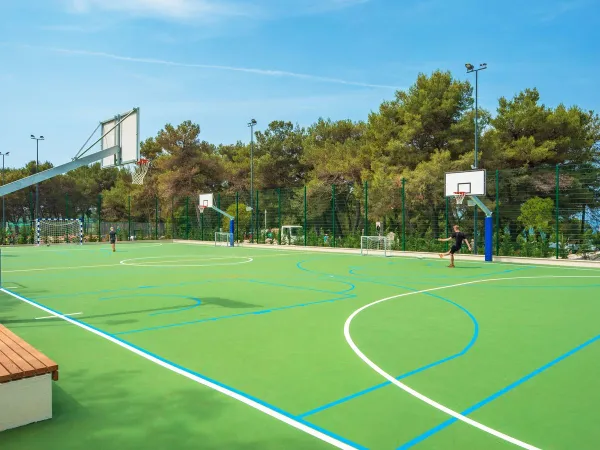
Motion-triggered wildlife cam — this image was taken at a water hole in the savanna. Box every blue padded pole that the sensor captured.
[229,219,235,247]
[484,216,493,262]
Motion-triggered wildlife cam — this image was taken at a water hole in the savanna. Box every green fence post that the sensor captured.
[495,170,500,256]
[155,196,159,240]
[201,204,204,241]
[235,192,239,243]
[217,193,221,211]
[97,194,102,242]
[304,185,307,247]
[171,196,174,239]
[401,178,406,251]
[332,184,336,247]
[255,190,259,244]
[364,181,369,236]
[277,188,282,245]
[128,195,131,241]
[445,196,449,252]
[185,196,189,240]
[555,165,560,259]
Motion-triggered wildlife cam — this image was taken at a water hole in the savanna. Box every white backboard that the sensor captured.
[445,169,486,197]
[101,108,140,168]
[199,193,214,208]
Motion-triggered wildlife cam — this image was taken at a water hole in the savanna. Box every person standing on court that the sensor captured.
[438,224,472,268]
[109,226,117,252]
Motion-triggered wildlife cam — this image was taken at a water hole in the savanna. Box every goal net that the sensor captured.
[215,232,232,247]
[36,219,83,245]
[361,235,391,257]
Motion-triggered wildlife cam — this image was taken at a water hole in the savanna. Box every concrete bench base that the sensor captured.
[0,373,52,432]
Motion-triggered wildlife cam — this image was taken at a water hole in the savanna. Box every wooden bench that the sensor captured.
[0,325,59,432]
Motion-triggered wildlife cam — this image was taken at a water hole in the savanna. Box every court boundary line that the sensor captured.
[0,288,364,450]
[345,275,600,450]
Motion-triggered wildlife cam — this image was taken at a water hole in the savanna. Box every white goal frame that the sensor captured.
[361,235,391,257]
[36,218,83,245]
[215,232,233,247]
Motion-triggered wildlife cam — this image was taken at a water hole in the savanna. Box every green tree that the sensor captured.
[517,197,555,232]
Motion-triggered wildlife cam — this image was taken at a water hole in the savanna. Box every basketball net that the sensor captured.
[132,158,150,185]
[453,192,466,205]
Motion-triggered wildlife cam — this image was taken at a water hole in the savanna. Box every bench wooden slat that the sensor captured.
[0,350,26,380]
[0,329,50,375]
[0,341,37,378]
[0,326,59,382]
[0,357,14,382]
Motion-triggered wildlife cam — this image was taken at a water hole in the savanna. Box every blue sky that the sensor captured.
[0,0,598,168]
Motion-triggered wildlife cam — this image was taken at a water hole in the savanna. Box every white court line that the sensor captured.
[35,312,82,320]
[345,275,600,450]
[4,263,119,273]
[0,288,357,450]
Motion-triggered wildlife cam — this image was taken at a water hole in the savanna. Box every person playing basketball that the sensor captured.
[438,225,472,268]
[109,226,117,252]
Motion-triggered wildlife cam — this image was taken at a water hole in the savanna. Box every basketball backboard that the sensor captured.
[445,169,486,197]
[100,108,140,168]
[199,193,214,208]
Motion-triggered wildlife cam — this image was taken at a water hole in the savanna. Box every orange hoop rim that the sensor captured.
[137,158,149,166]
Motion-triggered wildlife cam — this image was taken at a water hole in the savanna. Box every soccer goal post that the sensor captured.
[361,235,391,257]
[215,232,233,247]
[36,218,83,245]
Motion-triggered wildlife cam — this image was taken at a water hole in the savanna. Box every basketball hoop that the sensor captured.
[132,158,150,185]
[453,191,467,205]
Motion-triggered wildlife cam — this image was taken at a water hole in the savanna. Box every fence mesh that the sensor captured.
[3,164,599,259]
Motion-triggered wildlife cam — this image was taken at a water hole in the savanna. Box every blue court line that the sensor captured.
[114,294,356,336]
[396,332,600,449]
[298,287,479,418]
[0,288,365,450]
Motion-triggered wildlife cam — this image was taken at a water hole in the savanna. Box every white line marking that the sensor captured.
[35,312,82,320]
[345,275,600,450]
[4,263,119,273]
[119,255,254,268]
[0,288,357,450]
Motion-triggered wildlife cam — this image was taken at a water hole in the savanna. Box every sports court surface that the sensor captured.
[1,242,599,449]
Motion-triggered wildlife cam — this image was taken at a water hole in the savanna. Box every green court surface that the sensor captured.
[1,242,599,450]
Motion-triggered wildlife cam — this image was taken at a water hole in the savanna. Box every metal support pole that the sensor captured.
[278,188,281,245]
[495,170,500,256]
[445,196,449,252]
[97,194,102,242]
[155,196,158,240]
[185,196,189,240]
[332,184,336,247]
[401,178,406,251]
[364,181,368,236]
[128,195,131,240]
[555,165,560,259]
[304,185,307,247]
[255,190,259,243]
[235,192,239,244]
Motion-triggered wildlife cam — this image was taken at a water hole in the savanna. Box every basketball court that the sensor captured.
[0,241,599,449]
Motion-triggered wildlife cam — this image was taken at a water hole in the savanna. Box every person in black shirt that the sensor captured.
[108,227,117,252]
[438,225,472,268]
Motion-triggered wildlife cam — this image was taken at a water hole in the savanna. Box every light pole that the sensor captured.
[248,119,257,242]
[1,151,9,239]
[30,135,44,222]
[465,63,487,169]
[465,63,487,255]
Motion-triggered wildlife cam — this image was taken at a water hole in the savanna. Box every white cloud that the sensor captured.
[65,0,246,21]
[63,0,371,22]
[29,45,399,89]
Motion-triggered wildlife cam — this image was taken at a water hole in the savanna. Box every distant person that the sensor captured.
[108,226,117,252]
[438,225,472,268]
